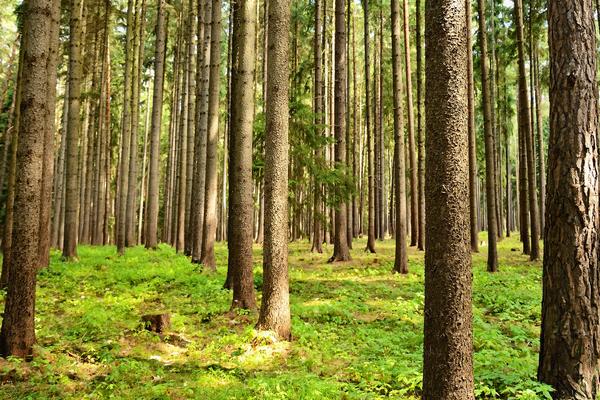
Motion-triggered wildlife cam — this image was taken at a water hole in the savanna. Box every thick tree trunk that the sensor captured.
[256,0,291,341]
[477,0,498,272]
[228,0,257,309]
[329,0,351,262]
[0,0,59,358]
[539,1,600,396]
[391,0,407,274]
[423,0,474,397]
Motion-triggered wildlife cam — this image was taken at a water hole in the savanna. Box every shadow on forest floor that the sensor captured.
[0,235,551,399]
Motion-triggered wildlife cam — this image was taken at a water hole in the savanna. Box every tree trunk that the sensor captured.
[363,0,376,253]
[515,0,539,260]
[477,0,498,272]
[423,0,474,396]
[63,0,84,261]
[228,0,257,309]
[539,1,600,396]
[466,0,479,253]
[311,0,324,254]
[329,0,351,263]
[0,0,60,358]
[256,0,291,340]
[199,0,222,270]
[391,0,407,274]
[415,0,425,251]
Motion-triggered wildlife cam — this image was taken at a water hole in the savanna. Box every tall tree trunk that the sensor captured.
[311,0,324,254]
[256,0,291,341]
[363,0,375,253]
[63,0,84,261]
[228,0,257,309]
[539,1,599,396]
[329,0,351,262]
[477,0,498,272]
[199,0,222,270]
[184,0,197,254]
[0,0,60,358]
[466,0,479,253]
[391,0,407,274]
[416,0,425,251]
[117,0,135,254]
[533,46,545,234]
[423,0,474,396]
[145,0,167,249]
[402,0,417,248]
[191,0,212,262]
[515,0,540,260]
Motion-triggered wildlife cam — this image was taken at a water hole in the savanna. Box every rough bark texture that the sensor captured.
[539,1,600,397]
[466,0,479,253]
[256,0,291,341]
[228,0,257,309]
[0,0,59,358]
[199,0,222,270]
[145,0,167,249]
[391,0,407,274]
[477,0,498,272]
[329,0,351,263]
[423,0,474,397]
[63,0,84,261]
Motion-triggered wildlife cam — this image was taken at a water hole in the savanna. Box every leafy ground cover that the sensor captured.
[0,235,551,399]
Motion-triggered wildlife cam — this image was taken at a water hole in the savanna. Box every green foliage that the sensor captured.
[0,236,550,399]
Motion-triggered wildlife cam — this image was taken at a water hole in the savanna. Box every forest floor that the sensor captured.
[0,235,552,399]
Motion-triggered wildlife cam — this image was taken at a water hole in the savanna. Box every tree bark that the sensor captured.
[311,0,324,254]
[228,0,257,309]
[466,0,479,253]
[0,0,60,358]
[539,1,600,396]
[363,0,375,253]
[477,0,498,272]
[256,0,291,341]
[329,0,351,263]
[423,0,474,396]
[145,0,167,249]
[63,0,85,261]
[391,0,407,274]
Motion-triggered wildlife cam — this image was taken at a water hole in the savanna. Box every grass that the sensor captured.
[0,235,552,399]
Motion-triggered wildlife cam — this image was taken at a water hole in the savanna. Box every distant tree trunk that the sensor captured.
[0,0,60,358]
[477,0,498,272]
[329,0,351,263]
[391,0,407,274]
[145,0,167,249]
[533,47,545,234]
[423,0,474,397]
[311,0,324,254]
[191,0,212,262]
[363,0,376,253]
[345,0,353,249]
[539,1,599,396]
[352,11,359,238]
[515,0,539,260]
[184,0,197,255]
[117,0,135,255]
[415,0,425,251]
[228,0,257,309]
[63,0,84,261]
[199,0,222,270]
[256,0,291,340]
[401,0,417,247]
[466,0,479,253]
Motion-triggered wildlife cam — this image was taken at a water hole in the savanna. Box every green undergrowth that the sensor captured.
[0,235,551,399]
